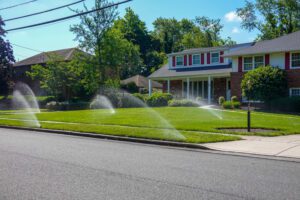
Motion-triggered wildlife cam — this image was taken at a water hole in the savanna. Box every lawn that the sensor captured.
[0,107,299,143]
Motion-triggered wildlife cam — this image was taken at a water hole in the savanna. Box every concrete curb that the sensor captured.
[0,125,210,150]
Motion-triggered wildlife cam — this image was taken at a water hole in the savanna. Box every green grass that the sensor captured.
[0,107,300,143]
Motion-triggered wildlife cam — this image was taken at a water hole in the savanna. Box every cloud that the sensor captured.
[232,27,240,34]
[225,11,242,22]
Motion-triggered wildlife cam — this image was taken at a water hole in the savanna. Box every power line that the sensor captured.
[0,0,38,11]
[4,0,85,22]
[11,43,43,53]
[6,0,132,32]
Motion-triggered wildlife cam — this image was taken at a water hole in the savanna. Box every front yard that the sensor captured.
[0,107,299,143]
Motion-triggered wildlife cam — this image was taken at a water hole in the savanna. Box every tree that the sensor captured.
[70,0,118,82]
[241,66,287,103]
[27,52,100,101]
[0,16,15,95]
[237,0,300,40]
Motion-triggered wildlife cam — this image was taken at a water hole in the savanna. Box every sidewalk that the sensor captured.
[203,135,300,159]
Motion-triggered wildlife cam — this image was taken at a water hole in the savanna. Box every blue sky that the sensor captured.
[1,0,258,61]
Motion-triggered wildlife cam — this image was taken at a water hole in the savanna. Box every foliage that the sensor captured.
[222,101,233,109]
[218,96,225,105]
[232,101,241,109]
[168,99,199,107]
[27,52,100,101]
[132,93,147,102]
[0,16,15,95]
[46,101,89,111]
[70,0,118,82]
[231,96,239,102]
[121,82,139,93]
[268,97,300,113]
[146,93,173,107]
[241,66,287,103]
[237,0,300,40]
[222,100,241,109]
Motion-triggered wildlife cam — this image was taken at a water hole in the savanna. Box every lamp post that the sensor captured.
[247,80,251,132]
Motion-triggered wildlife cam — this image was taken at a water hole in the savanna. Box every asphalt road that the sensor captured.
[0,128,299,200]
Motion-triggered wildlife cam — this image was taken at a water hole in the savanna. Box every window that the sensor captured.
[290,88,300,97]
[243,57,253,71]
[176,56,183,66]
[291,53,300,68]
[211,52,220,64]
[254,56,264,68]
[192,54,200,65]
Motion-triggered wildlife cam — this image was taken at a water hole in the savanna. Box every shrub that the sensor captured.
[46,101,88,111]
[222,101,232,109]
[232,101,241,109]
[119,93,145,108]
[146,93,173,107]
[132,93,147,102]
[196,96,202,102]
[231,96,238,102]
[218,96,225,105]
[121,82,139,93]
[168,99,199,107]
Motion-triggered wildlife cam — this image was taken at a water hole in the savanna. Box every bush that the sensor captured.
[268,97,300,113]
[218,96,225,105]
[231,96,238,102]
[119,93,145,108]
[146,93,173,107]
[132,93,147,103]
[196,96,202,102]
[222,101,232,109]
[232,101,241,109]
[168,99,199,107]
[121,82,139,93]
[46,101,88,111]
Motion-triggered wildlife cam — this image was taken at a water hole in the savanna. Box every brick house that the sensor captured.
[13,48,84,95]
[148,30,300,103]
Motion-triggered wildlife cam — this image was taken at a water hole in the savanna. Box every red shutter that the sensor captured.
[184,55,187,66]
[220,51,224,63]
[172,56,176,67]
[285,52,290,70]
[207,53,211,64]
[189,55,192,66]
[201,53,205,64]
[238,56,243,72]
[265,54,270,66]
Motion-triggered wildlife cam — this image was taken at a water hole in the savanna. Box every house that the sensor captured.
[148,30,300,103]
[121,75,162,92]
[13,48,84,95]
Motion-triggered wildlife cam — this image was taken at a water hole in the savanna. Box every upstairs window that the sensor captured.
[176,56,183,66]
[291,53,300,68]
[290,88,300,97]
[243,57,253,71]
[211,52,220,64]
[192,54,200,65]
[254,56,264,68]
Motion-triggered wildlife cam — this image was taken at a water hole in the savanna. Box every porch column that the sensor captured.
[208,76,211,104]
[187,77,190,99]
[148,79,152,96]
[167,79,170,93]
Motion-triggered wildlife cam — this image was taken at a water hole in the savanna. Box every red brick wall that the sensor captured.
[162,80,182,97]
[230,72,244,100]
[286,69,300,88]
[213,78,227,100]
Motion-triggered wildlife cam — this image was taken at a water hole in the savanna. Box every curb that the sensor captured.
[0,125,210,150]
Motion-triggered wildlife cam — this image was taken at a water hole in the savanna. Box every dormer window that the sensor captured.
[176,56,183,66]
[192,54,200,65]
[211,52,220,64]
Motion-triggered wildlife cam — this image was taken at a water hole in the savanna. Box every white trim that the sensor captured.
[290,51,300,69]
[289,88,300,97]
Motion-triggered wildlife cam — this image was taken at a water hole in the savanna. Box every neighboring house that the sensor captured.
[148,30,300,103]
[121,75,162,92]
[13,48,83,95]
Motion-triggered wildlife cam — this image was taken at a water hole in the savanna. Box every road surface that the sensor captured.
[0,128,299,200]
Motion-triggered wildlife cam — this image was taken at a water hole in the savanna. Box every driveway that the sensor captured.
[203,135,300,158]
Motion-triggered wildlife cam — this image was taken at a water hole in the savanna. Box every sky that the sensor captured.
[1,0,259,61]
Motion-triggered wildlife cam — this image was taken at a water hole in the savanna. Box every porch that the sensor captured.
[149,75,231,104]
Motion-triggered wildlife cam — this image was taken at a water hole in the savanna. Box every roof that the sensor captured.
[14,48,82,67]
[224,30,300,57]
[149,64,232,79]
[121,75,162,89]
[168,43,253,56]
